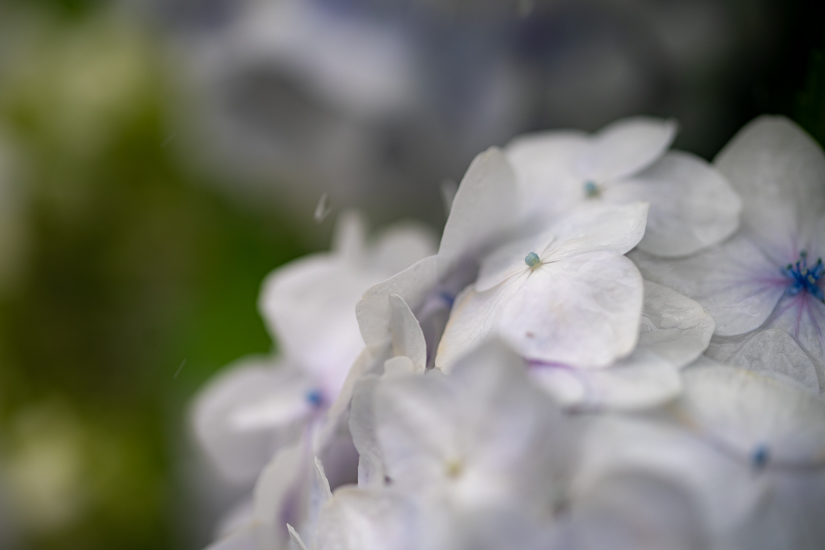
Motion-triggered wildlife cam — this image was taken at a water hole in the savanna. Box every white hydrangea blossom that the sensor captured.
[633,116,825,394]
[192,211,436,485]
[194,115,825,550]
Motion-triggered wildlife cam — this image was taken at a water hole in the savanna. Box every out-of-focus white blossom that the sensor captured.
[193,211,436,485]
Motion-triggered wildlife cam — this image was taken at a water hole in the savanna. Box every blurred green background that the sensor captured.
[0,2,309,548]
[0,0,822,549]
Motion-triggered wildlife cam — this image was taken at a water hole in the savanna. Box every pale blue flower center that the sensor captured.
[583,180,600,197]
[782,250,825,301]
[306,389,324,408]
[524,252,541,267]
[751,444,769,468]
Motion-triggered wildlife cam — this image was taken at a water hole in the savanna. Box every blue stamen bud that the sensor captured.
[783,251,824,301]
[751,444,769,469]
[583,180,599,197]
[306,389,324,408]
[525,252,541,268]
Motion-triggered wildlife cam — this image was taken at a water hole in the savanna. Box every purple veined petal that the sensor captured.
[631,233,788,337]
[714,116,825,254]
[604,150,742,258]
[761,293,825,393]
[706,328,820,394]
[576,117,678,183]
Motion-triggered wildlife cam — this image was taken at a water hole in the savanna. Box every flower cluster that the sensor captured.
[193,116,825,550]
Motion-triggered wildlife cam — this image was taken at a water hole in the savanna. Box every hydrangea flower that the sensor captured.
[530,280,714,410]
[192,113,825,550]
[351,340,576,515]
[506,116,741,257]
[193,212,436,483]
[633,117,825,393]
[357,147,520,365]
[435,202,649,371]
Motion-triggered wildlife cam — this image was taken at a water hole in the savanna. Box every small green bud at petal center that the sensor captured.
[584,180,600,197]
[525,252,541,267]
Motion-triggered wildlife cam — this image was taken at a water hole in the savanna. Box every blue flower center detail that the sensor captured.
[583,180,600,198]
[306,389,325,408]
[751,444,769,469]
[783,250,825,301]
[525,252,541,268]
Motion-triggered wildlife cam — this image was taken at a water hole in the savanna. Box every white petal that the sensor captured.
[260,255,376,395]
[497,253,643,368]
[435,281,522,371]
[379,340,572,510]
[532,349,681,410]
[348,376,385,488]
[638,280,715,368]
[678,365,825,467]
[474,202,648,293]
[388,294,426,371]
[631,234,786,336]
[438,147,519,278]
[314,487,420,550]
[356,255,439,347]
[574,415,767,538]
[539,202,649,262]
[714,116,825,254]
[568,471,709,550]
[605,151,742,257]
[504,130,589,221]
[288,524,309,550]
[473,231,547,293]
[382,356,416,378]
[191,358,313,483]
[366,221,438,275]
[252,442,310,549]
[577,117,677,183]
[324,344,384,433]
[706,328,819,393]
[331,210,368,261]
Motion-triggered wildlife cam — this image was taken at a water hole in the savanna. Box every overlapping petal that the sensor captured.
[631,234,787,336]
[438,252,643,370]
[607,151,741,257]
[576,116,678,183]
[677,364,825,467]
[714,116,825,254]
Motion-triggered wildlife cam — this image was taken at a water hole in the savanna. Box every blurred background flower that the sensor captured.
[0,0,821,548]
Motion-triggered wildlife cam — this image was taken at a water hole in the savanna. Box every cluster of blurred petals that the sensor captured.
[193,114,825,550]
